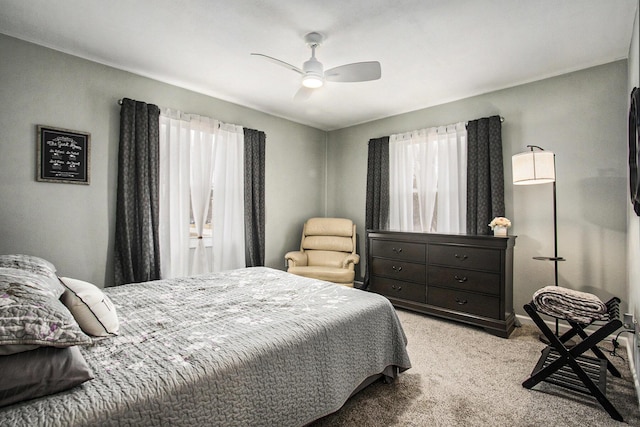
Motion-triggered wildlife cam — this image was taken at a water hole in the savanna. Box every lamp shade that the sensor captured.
[512,150,555,185]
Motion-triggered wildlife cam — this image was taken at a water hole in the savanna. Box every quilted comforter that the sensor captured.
[0,267,411,426]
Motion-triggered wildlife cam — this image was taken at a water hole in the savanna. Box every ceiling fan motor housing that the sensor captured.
[302,57,324,88]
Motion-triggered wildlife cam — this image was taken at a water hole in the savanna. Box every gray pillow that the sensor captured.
[0,254,64,298]
[0,268,92,353]
[0,346,94,407]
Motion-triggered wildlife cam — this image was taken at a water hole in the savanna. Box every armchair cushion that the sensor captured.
[304,218,354,237]
[287,266,355,287]
[303,236,353,252]
[307,250,353,269]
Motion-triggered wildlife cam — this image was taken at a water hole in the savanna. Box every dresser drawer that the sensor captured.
[428,287,500,319]
[369,277,426,303]
[371,239,425,262]
[428,266,501,295]
[428,244,500,272]
[370,258,426,284]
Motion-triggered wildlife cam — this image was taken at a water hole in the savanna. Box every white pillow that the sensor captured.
[59,277,119,337]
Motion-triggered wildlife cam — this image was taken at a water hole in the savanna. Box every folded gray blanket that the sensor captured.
[533,285,609,324]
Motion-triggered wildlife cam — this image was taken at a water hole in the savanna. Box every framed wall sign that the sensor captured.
[37,125,91,184]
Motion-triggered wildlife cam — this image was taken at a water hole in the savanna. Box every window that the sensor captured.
[412,174,438,231]
[189,188,213,247]
[159,112,245,277]
[389,123,467,234]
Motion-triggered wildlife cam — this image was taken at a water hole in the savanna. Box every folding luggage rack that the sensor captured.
[522,296,623,422]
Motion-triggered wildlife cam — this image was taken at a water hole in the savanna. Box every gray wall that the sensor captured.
[327,60,629,318]
[0,34,326,287]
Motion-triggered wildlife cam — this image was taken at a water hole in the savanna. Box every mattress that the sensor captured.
[0,267,411,426]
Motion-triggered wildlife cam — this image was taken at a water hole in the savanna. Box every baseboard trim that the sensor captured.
[625,339,640,408]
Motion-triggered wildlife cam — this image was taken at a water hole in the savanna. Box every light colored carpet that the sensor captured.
[311,309,640,426]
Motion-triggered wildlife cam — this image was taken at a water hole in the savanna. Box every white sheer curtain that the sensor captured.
[436,123,467,233]
[389,122,467,234]
[159,110,191,279]
[159,110,245,278]
[414,129,439,231]
[212,123,245,271]
[389,132,418,230]
[189,116,217,275]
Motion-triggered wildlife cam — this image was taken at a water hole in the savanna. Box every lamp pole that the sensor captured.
[515,146,564,339]
[550,179,562,336]
[553,181,559,335]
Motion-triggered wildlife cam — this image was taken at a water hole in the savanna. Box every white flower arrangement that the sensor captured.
[488,217,512,230]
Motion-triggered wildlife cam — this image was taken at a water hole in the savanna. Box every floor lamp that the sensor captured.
[512,145,565,338]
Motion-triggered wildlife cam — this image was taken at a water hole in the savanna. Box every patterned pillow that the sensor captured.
[0,254,64,298]
[0,268,92,353]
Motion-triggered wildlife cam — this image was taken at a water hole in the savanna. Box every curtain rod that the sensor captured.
[465,116,505,126]
[117,98,166,111]
[118,99,240,129]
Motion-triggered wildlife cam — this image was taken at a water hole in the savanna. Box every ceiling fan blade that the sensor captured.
[250,53,303,75]
[293,86,314,102]
[324,61,381,82]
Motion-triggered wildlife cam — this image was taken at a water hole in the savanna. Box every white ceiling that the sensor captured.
[0,0,637,130]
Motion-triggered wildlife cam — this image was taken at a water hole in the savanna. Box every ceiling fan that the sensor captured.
[251,32,381,100]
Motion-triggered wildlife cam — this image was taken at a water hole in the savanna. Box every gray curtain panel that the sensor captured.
[114,98,162,285]
[363,136,390,289]
[244,128,266,267]
[466,115,505,235]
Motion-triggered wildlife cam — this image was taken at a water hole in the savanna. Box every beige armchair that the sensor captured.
[285,217,360,287]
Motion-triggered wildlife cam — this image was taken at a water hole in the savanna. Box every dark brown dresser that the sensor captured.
[367,230,516,338]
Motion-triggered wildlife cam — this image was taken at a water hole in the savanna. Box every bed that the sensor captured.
[0,263,411,426]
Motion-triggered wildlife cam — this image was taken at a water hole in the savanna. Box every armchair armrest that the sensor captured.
[342,254,360,269]
[285,251,308,268]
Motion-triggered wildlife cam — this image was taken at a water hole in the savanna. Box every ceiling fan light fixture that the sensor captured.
[302,56,324,88]
[302,74,324,88]
[252,30,380,98]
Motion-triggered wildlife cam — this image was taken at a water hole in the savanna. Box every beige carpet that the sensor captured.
[311,309,640,426]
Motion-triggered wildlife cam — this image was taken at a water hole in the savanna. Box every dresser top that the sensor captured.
[367,229,516,248]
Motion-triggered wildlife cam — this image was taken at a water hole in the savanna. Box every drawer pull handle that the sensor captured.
[455,298,468,305]
[454,254,468,261]
[392,247,403,254]
[391,285,403,291]
[392,265,403,272]
[454,275,467,283]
